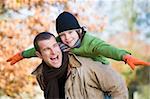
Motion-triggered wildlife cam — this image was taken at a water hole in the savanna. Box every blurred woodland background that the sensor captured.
[0,0,150,99]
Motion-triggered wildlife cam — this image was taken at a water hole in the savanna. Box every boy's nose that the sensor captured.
[65,33,71,40]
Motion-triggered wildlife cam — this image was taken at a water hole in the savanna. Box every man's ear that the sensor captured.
[35,51,42,59]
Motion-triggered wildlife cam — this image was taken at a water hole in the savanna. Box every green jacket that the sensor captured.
[22,33,130,64]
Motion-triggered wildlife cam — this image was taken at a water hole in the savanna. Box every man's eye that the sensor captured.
[54,43,58,47]
[43,48,50,51]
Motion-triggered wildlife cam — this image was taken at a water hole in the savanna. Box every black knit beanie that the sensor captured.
[56,11,81,33]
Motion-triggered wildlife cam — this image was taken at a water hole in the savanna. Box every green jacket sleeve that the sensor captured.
[71,33,130,63]
[92,39,130,61]
[22,47,36,58]
[22,36,61,58]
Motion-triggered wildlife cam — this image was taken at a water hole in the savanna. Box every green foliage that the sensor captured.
[122,0,138,32]
[136,67,150,85]
[146,32,150,38]
[136,85,150,99]
[128,67,150,99]
[0,89,4,96]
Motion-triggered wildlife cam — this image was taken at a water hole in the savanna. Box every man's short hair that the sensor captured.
[34,32,55,52]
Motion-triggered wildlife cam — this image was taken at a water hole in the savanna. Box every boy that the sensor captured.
[7,11,150,70]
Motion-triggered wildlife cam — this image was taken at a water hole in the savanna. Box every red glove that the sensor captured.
[6,52,24,65]
[123,54,150,70]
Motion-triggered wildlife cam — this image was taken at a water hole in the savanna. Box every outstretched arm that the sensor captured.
[83,34,150,70]
[6,47,37,65]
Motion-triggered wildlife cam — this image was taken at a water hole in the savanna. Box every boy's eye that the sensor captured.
[69,30,76,34]
[59,34,65,37]
[68,31,73,34]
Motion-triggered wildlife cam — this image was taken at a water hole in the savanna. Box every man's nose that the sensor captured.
[50,48,56,55]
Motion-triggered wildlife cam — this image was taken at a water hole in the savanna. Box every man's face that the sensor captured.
[37,37,62,68]
[59,29,79,48]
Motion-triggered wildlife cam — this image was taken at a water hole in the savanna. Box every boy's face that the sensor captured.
[36,37,62,68]
[59,29,79,48]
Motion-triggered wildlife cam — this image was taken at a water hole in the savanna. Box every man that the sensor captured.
[32,32,128,99]
[32,32,69,99]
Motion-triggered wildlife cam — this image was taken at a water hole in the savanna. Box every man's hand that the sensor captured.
[123,54,150,70]
[6,52,24,65]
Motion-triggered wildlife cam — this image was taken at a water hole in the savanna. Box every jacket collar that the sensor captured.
[32,53,81,76]
[31,63,43,76]
[68,53,81,68]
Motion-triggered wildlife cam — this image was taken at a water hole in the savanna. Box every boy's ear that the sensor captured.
[76,28,82,34]
[79,28,82,33]
[35,51,42,59]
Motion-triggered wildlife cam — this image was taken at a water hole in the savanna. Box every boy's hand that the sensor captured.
[123,54,150,70]
[6,52,24,65]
